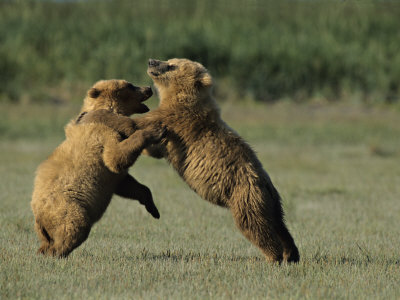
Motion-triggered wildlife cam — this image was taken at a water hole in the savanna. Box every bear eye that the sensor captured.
[88,88,101,98]
[167,65,177,71]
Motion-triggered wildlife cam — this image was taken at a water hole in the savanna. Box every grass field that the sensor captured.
[0,101,399,299]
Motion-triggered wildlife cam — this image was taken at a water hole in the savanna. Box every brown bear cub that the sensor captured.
[31,79,165,258]
[82,59,299,263]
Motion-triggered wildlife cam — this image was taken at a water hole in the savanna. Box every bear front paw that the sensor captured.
[144,125,167,145]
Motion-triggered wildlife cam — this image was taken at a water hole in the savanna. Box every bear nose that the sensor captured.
[148,59,161,67]
[145,86,152,95]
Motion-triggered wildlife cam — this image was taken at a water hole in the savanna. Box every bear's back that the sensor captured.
[32,122,124,222]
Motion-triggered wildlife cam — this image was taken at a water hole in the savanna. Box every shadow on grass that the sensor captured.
[136,250,399,266]
[311,249,400,267]
[133,248,264,263]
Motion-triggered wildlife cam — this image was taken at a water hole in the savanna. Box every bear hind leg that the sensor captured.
[232,209,283,263]
[275,219,300,263]
[47,224,91,258]
[34,221,53,255]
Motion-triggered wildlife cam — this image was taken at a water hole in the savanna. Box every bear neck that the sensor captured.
[158,87,221,119]
[80,97,118,115]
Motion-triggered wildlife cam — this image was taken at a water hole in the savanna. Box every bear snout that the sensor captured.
[148,59,161,67]
[142,86,153,100]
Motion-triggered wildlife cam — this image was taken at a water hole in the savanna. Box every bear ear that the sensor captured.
[197,72,213,88]
[88,88,101,98]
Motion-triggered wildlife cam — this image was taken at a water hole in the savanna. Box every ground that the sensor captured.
[0,101,399,299]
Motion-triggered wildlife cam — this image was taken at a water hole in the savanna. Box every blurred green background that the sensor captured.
[1,0,400,104]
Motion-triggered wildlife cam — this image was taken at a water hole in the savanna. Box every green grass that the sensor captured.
[1,0,400,103]
[1,102,400,299]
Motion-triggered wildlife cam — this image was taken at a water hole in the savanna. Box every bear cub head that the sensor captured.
[147,58,214,109]
[81,79,152,116]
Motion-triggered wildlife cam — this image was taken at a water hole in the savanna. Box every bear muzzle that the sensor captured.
[135,87,152,110]
[148,59,161,67]
[141,86,153,101]
[148,59,174,77]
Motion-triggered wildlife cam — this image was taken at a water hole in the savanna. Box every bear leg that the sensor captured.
[46,224,91,258]
[77,109,136,137]
[275,219,300,263]
[103,126,166,173]
[231,208,283,263]
[115,174,160,219]
[34,221,53,255]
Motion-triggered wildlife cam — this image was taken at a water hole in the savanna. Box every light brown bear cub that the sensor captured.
[31,79,164,258]
[82,59,299,263]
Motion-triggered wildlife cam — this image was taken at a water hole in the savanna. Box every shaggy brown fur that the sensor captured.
[31,79,165,257]
[82,59,300,263]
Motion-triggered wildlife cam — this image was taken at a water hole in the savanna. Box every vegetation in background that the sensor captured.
[1,0,400,103]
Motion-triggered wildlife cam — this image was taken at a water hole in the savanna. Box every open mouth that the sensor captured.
[149,71,160,77]
[136,87,152,113]
[138,103,150,113]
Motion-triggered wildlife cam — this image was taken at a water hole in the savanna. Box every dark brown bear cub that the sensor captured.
[31,80,164,258]
[83,60,300,263]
